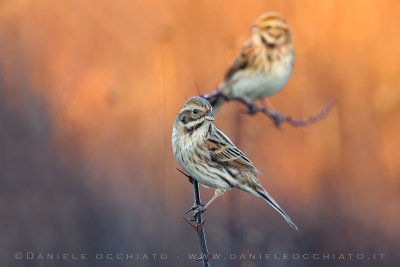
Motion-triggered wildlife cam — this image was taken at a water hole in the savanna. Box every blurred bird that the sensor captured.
[211,12,294,112]
[172,97,297,230]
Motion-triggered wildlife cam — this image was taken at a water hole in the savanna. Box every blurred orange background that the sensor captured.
[1,0,399,266]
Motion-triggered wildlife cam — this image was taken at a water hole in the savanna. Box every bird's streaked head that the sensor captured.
[175,97,214,135]
[251,12,292,47]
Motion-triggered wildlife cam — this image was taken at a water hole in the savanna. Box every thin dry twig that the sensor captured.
[177,169,211,267]
[201,90,335,128]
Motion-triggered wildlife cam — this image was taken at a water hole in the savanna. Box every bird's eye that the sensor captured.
[192,109,198,114]
[266,26,272,30]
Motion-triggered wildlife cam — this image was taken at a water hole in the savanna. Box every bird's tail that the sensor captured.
[239,183,298,230]
[257,187,298,230]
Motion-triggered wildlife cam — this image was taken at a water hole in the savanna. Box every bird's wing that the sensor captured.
[205,125,260,174]
[224,41,254,81]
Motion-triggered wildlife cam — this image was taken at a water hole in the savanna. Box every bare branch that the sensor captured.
[177,169,211,267]
[201,90,335,128]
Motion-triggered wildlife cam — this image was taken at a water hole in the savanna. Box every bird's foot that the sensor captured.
[185,204,207,217]
[246,103,260,114]
[269,112,288,127]
[193,205,207,217]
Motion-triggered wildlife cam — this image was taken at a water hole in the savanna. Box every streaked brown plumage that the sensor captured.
[172,97,297,230]
[212,12,294,112]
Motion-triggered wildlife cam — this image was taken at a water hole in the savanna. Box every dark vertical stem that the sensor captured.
[192,180,210,267]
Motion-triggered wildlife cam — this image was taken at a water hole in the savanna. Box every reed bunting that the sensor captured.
[172,97,297,230]
[211,12,294,112]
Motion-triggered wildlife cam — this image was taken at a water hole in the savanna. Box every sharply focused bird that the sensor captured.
[172,97,297,230]
[211,12,294,112]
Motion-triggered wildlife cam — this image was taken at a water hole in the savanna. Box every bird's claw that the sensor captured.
[192,205,207,217]
[269,112,288,127]
[185,204,206,217]
[246,104,259,114]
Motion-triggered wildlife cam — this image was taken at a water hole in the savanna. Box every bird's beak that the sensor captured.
[205,110,214,121]
[250,24,258,31]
